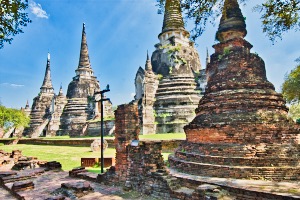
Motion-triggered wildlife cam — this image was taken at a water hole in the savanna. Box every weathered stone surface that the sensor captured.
[23,54,68,138]
[12,180,34,192]
[170,0,300,181]
[135,0,205,134]
[59,23,100,136]
[90,139,108,152]
[114,102,140,181]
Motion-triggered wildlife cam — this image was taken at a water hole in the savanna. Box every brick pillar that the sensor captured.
[114,101,140,181]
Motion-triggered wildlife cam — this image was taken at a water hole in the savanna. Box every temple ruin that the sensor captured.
[22,23,113,138]
[134,0,207,134]
[169,0,300,181]
[59,23,102,136]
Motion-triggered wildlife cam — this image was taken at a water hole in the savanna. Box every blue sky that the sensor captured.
[0,0,299,109]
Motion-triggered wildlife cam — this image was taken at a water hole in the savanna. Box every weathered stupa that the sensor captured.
[135,0,205,134]
[59,23,100,136]
[169,0,300,181]
[47,86,67,136]
[24,53,55,137]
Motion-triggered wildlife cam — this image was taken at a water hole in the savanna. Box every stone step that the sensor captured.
[156,90,199,96]
[169,155,300,181]
[158,82,197,88]
[171,186,195,199]
[175,151,299,167]
[180,141,295,158]
[11,180,34,192]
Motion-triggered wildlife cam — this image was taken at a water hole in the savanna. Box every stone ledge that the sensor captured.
[169,168,300,199]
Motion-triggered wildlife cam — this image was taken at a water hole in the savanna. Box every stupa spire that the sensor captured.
[58,84,64,96]
[145,50,152,71]
[216,0,247,42]
[78,23,91,68]
[206,47,210,66]
[161,0,185,34]
[25,100,30,109]
[40,52,54,93]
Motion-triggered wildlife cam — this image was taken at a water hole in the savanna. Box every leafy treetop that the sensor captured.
[0,0,31,49]
[156,0,300,43]
[282,60,300,104]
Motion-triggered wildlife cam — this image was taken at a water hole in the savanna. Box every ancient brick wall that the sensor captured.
[114,101,140,181]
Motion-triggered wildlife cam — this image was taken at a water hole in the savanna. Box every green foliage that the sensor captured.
[92,162,100,168]
[0,144,116,171]
[288,103,300,122]
[0,105,30,130]
[254,0,300,42]
[157,74,163,80]
[156,112,172,118]
[169,66,173,74]
[103,116,115,121]
[282,64,300,104]
[156,0,300,43]
[223,47,231,55]
[0,0,31,48]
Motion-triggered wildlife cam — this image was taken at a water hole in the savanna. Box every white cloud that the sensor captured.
[130,93,135,97]
[0,83,25,88]
[29,1,49,19]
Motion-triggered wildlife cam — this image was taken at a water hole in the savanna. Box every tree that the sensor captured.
[282,62,300,104]
[288,103,300,123]
[0,0,31,49]
[156,0,300,42]
[0,105,30,131]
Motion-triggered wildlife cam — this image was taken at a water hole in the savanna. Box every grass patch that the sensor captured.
[30,133,185,140]
[35,135,114,140]
[0,144,116,171]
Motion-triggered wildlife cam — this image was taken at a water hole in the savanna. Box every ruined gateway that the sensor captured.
[24,24,113,138]
[134,0,207,134]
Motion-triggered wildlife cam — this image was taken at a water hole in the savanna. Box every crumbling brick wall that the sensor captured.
[113,101,140,181]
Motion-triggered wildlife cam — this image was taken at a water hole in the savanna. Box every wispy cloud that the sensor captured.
[29,0,49,19]
[0,83,25,88]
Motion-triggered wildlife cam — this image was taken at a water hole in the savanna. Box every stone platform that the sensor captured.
[168,168,300,199]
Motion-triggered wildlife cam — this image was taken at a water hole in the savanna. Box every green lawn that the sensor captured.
[0,144,115,171]
[0,144,172,172]
[34,133,185,140]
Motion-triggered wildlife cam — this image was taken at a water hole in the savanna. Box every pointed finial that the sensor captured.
[216,0,247,42]
[78,23,91,68]
[40,53,54,93]
[147,50,149,60]
[58,84,63,95]
[26,100,29,107]
[145,51,152,71]
[83,23,86,32]
[206,47,210,66]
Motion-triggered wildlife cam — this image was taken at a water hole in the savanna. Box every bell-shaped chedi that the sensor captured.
[169,0,300,181]
[152,0,200,77]
[150,0,202,133]
[59,23,100,136]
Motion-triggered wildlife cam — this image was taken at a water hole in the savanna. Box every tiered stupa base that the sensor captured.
[59,98,92,136]
[169,139,300,181]
[154,76,200,133]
